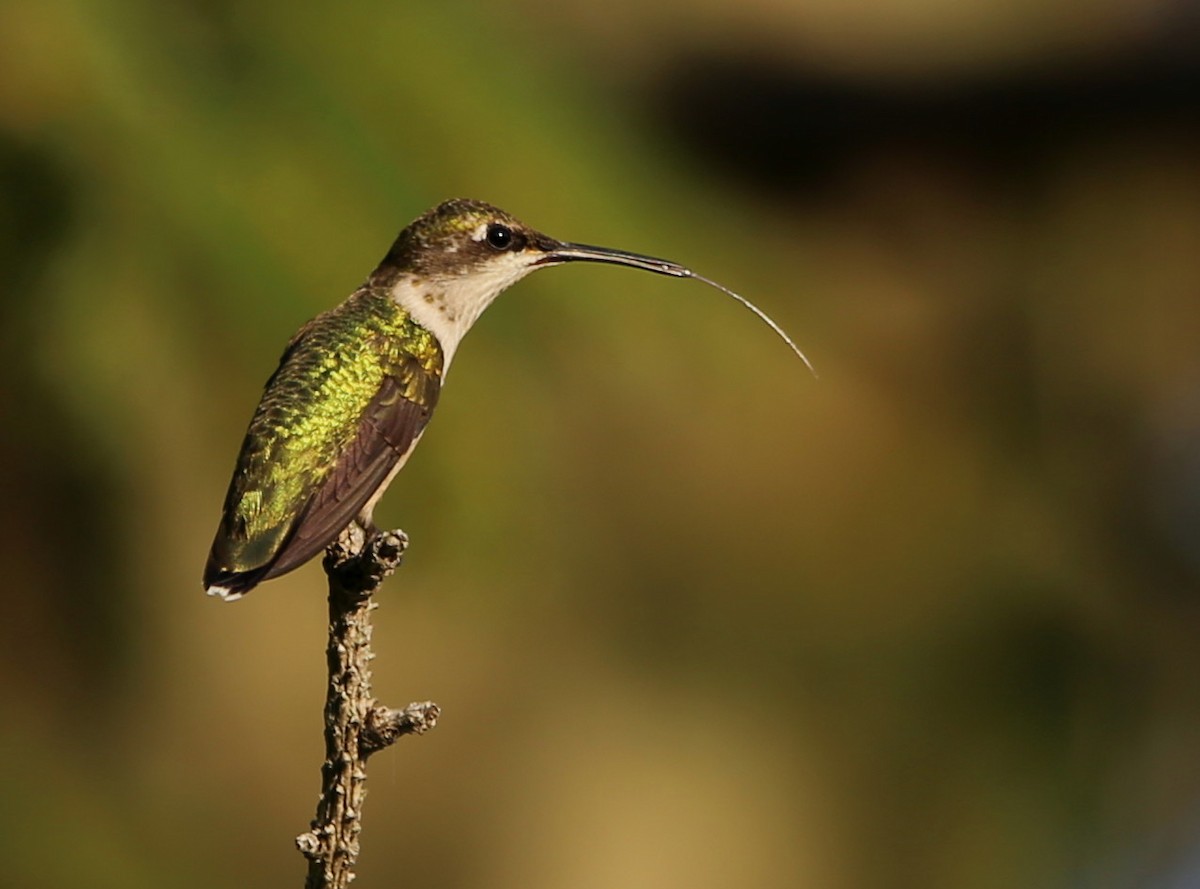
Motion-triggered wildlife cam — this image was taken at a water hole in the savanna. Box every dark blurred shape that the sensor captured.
[1138,381,1200,592]
[651,49,1200,197]
[0,132,70,289]
[0,131,131,704]
[653,41,1200,609]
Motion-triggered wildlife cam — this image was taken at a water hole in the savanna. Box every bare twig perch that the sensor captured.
[296,524,440,889]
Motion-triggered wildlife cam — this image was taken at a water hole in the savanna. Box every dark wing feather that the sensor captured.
[260,358,440,582]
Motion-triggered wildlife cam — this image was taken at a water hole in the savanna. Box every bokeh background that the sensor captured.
[3,1,1200,887]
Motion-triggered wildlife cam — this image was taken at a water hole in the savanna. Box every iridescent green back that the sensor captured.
[205,288,443,590]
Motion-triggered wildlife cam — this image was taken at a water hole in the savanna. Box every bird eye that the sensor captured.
[485,223,513,250]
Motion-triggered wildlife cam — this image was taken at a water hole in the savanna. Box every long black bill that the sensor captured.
[542,242,692,278]
[541,242,817,376]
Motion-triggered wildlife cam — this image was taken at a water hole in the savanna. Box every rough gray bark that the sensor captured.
[296,524,440,889]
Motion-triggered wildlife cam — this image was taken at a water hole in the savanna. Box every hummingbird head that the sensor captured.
[370,198,690,366]
[371,198,814,374]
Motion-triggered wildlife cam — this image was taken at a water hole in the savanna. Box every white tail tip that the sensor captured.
[206,584,244,602]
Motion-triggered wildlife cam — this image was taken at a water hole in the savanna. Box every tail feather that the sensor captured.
[203,555,273,602]
[205,583,244,602]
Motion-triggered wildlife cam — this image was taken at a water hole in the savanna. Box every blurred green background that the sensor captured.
[3,0,1200,886]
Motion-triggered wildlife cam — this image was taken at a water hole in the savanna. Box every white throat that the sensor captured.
[388,256,535,371]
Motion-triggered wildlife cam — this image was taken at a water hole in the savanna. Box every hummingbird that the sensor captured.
[204,198,812,600]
